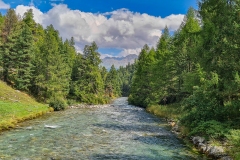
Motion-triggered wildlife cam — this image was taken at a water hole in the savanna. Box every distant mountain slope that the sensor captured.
[101,54,138,69]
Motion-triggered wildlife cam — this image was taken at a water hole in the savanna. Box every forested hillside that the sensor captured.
[129,1,240,158]
[0,9,133,111]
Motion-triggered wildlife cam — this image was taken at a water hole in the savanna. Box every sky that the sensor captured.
[0,0,198,58]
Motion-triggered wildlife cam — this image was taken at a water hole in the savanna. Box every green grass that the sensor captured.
[0,81,53,131]
[146,104,185,121]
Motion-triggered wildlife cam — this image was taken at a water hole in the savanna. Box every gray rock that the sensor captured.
[44,125,59,129]
[192,136,205,145]
[219,156,233,160]
[25,126,33,130]
[205,145,212,154]
[198,143,207,153]
[172,125,180,132]
[207,146,226,158]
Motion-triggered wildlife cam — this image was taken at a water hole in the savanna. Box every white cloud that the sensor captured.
[15,4,184,57]
[0,0,10,9]
[100,54,115,59]
[15,5,43,24]
[119,48,142,57]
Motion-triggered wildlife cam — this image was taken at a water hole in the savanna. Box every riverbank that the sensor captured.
[146,104,235,160]
[0,81,53,131]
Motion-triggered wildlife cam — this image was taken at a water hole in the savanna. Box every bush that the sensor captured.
[227,130,240,159]
[49,98,67,111]
[181,83,228,128]
[189,120,228,139]
[67,99,77,106]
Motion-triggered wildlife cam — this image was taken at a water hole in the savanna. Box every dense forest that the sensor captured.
[129,0,240,158]
[0,9,133,111]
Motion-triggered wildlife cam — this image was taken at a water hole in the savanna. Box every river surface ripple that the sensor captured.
[0,97,205,160]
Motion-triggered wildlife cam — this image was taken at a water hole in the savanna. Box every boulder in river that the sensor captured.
[44,125,59,129]
[25,126,33,130]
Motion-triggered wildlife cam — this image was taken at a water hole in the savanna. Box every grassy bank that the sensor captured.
[146,104,190,136]
[146,104,184,120]
[146,104,240,159]
[0,81,53,131]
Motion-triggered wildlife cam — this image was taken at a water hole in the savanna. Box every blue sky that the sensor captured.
[2,0,197,16]
[0,0,198,57]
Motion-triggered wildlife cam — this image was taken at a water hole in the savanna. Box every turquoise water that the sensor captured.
[0,97,205,160]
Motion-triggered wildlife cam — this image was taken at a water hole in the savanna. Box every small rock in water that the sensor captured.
[26,126,33,130]
[44,125,59,129]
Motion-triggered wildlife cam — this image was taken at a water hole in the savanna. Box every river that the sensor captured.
[0,97,206,160]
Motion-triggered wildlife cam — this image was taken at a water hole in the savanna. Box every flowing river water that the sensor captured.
[0,97,206,160]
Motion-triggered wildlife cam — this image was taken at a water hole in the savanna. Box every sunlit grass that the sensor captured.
[146,103,185,120]
[0,81,52,131]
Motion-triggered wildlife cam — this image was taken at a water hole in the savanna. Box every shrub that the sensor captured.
[189,120,228,139]
[227,130,240,159]
[49,98,67,111]
[67,99,77,106]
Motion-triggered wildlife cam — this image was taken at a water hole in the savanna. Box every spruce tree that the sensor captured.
[198,0,240,104]
[0,9,19,83]
[129,44,155,107]
[72,42,105,104]
[105,65,121,97]
[173,7,201,95]
[153,26,176,104]
[117,63,135,97]
[1,9,18,43]
[34,25,70,101]
[0,13,4,79]
[13,23,34,91]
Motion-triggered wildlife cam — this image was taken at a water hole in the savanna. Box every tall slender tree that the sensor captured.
[1,9,18,43]
[105,65,121,97]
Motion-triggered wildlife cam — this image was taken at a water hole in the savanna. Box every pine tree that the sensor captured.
[153,26,176,104]
[129,44,156,107]
[1,9,18,43]
[72,42,105,104]
[117,63,135,97]
[12,23,34,91]
[22,9,37,35]
[198,0,240,104]
[30,24,45,96]
[34,25,70,101]
[0,9,19,83]
[0,13,5,79]
[105,65,121,97]
[173,7,201,95]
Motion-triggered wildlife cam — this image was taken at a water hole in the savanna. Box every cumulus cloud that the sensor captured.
[0,0,10,9]
[118,48,142,57]
[15,4,184,57]
[100,54,115,59]
[15,5,43,24]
